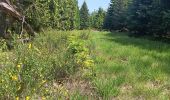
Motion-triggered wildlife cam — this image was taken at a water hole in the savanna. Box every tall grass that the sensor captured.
[92,31,170,99]
[1,30,170,99]
[0,30,94,99]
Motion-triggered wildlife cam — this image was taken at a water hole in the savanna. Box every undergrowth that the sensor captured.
[0,30,94,99]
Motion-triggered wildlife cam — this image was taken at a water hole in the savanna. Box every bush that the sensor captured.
[0,30,94,99]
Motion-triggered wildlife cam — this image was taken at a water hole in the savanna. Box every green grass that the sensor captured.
[1,30,170,99]
[91,31,170,99]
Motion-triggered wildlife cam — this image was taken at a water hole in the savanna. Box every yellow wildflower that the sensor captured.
[45,89,49,92]
[84,59,94,67]
[11,75,18,81]
[9,72,12,76]
[16,97,19,100]
[26,96,30,100]
[28,43,32,49]
[41,80,47,84]
[42,97,46,100]
[17,63,23,70]
[17,64,21,69]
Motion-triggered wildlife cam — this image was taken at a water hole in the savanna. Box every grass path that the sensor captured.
[91,31,170,99]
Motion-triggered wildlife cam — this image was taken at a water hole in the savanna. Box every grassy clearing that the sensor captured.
[1,30,170,99]
[92,31,170,99]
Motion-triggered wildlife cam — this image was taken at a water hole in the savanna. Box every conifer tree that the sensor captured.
[48,0,79,30]
[103,0,129,30]
[80,1,90,29]
[90,8,106,30]
[68,0,80,30]
[95,8,106,30]
[128,0,153,35]
[73,0,80,29]
[89,10,97,29]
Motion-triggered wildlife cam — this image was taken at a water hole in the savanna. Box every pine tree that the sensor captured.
[89,10,97,29]
[103,0,130,31]
[161,0,170,36]
[90,8,106,30]
[95,8,106,30]
[128,0,153,35]
[68,0,80,30]
[73,0,80,29]
[80,1,90,29]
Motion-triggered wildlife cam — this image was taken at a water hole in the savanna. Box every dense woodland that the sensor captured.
[0,0,170,39]
[0,0,80,34]
[104,0,170,38]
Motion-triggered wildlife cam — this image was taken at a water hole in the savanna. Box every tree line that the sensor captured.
[0,0,81,38]
[78,0,170,39]
[103,0,170,38]
[1,0,170,39]
[0,0,106,37]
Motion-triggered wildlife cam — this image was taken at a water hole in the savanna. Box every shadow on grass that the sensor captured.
[101,31,170,75]
[103,32,170,53]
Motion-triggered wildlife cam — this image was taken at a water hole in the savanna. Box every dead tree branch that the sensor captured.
[0,1,35,37]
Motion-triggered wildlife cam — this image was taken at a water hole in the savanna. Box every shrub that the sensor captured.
[0,30,94,99]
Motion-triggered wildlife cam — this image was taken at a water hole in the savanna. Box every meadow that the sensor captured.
[0,30,170,99]
[92,31,170,99]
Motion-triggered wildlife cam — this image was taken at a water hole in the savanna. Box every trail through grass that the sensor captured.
[91,31,170,99]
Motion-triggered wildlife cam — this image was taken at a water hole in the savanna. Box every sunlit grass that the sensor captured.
[91,31,170,99]
[1,30,170,99]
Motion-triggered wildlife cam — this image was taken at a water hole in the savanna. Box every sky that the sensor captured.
[78,0,110,12]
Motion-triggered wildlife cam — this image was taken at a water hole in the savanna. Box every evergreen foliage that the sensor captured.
[128,0,170,37]
[1,0,170,39]
[90,8,106,30]
[80,1,90,29]
[103,0,130,30]
[127,0,153,35]
[48,0,80,30]
[0,0,80,34]
[104,0,170,38]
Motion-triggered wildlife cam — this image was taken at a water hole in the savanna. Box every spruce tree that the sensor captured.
[73,0,80,29]
[69,0,80,30]
[126,0,170,37]
[103,0,129,31]
[95,8,106,30]
[89,10,97,29]
[90,8,106,30]
[161,0,170,37]
[128,0,155,36]
[80,1,90,29]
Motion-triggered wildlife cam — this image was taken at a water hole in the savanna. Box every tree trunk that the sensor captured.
[0,10,6,37]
